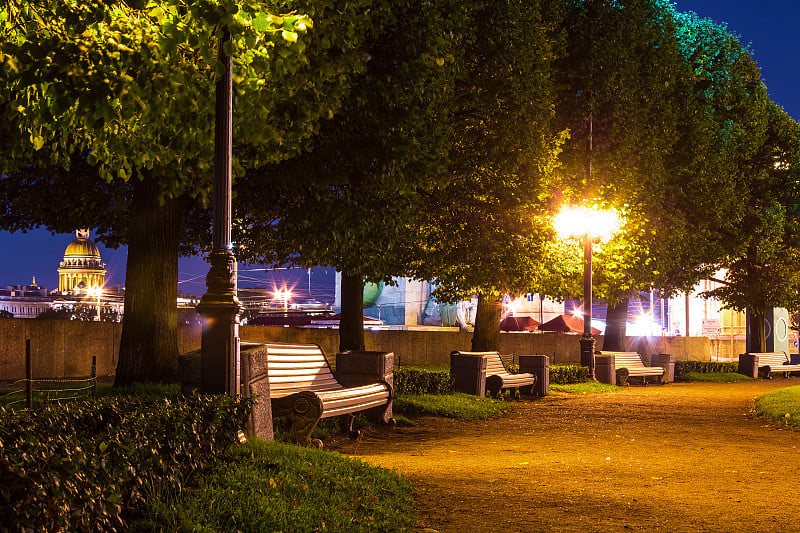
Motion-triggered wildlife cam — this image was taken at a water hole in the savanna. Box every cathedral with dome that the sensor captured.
[57,230,107,294]
[0,230,123,318]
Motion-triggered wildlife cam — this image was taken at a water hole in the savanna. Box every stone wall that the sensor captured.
[0,318,745,379]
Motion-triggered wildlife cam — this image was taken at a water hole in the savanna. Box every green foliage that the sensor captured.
[679,372,753,383]
[0,393,252,531]
[135,439,414,532]
[550,382,620,394]
[549,364,589,385]
[754,385,800,430]
[675,361,739,378]
[395,366,454,395]
[394,393,512,421]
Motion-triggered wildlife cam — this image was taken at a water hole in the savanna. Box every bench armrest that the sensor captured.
[450,352,488,396]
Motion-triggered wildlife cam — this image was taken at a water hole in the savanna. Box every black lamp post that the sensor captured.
[555,206,620,381]
[579,232,595,379]
[196,29,243,396]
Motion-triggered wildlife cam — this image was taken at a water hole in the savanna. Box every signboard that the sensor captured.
[701,319,720,337]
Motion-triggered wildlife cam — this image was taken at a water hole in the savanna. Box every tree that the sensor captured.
[0,0,380,383]
[549,2,775,350]
[408,0,566,352]
[702,103,800,350]
[235,0,475,351]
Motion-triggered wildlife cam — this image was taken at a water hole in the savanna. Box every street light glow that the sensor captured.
[554,206,620,241]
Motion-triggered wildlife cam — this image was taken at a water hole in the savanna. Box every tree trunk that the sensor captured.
[471,292,502,352]
[114,176,179,386]
[603,298,629,352]
[747,307,766,353]
[339,273,365,352]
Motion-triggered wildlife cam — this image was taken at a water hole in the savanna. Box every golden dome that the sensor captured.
[64,238,101,257]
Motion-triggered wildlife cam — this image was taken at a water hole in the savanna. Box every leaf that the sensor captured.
[31,136,44,151]
[281,30,297,43]
[252,13,271,32]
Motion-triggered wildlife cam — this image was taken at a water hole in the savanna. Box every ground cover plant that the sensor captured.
[0,393,251,531]
[393,392,512,420]
[679,372,754,383]
[754,384,800,429]
[550,382,620,394]
[134,439,414,532]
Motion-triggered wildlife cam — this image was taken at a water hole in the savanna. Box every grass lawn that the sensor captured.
[133,439,414,532]
[550,381,620,394]
[754,384,800,429]
[679,372,754,383]
[394,392,512,420]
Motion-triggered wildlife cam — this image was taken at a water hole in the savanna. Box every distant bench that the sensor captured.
[738,352,800,379]
[450,350,546,398]
[598,351,664,386]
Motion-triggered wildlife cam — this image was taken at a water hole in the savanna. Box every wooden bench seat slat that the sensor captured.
[321,398,393,418]
[320,390,391,412]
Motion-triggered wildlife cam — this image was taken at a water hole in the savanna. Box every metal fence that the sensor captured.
[0,340,96,409]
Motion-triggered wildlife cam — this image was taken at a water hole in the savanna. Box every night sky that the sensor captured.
[2,0,797,299]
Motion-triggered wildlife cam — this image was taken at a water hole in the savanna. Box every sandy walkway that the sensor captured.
[336,380,800,532]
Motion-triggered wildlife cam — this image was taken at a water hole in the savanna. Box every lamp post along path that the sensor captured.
[197,29,244,397]
[580,232,595,378]
[555,206,621,380]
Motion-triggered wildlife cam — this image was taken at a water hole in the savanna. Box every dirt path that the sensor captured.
[335,380,800,532]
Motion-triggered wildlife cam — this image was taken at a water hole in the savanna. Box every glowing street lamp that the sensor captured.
[88,286,103,321]
[555,206,620,379]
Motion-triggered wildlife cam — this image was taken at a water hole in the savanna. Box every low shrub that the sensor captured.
[675,361,739,379]
[549,364,589,384]
[0,393,252,531]
[394,366,453,395]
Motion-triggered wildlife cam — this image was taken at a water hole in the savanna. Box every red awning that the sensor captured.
[499,315,541,332]
[538,314,600,335]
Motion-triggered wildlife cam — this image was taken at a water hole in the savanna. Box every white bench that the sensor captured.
[264,343,393,447]
[599,351,664,386]
[451,351,538,398]
[741,352,800,379]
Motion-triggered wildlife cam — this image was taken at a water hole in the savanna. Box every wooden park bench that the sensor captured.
[264,343,393,447]
[738,352,800,379]
[450,350,539,398]
[599,351,664,386]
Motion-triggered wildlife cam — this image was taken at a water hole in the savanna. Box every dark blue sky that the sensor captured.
[2,0,797,297]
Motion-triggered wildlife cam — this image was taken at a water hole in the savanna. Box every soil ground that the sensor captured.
[334,379,800,533]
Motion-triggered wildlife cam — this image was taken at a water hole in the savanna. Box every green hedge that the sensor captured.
[394,366,454,395]
[395,362,588,394]
[675,361,739,378]
[0,394,252,531]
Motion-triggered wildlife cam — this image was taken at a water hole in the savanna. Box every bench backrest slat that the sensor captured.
[600,351,646,369]
[751,352,789,366]
[264,343,342,398]
[453,351,510,375]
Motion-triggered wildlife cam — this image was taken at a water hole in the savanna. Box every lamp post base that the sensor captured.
[197,250,243,396]
[580,335,596,381]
